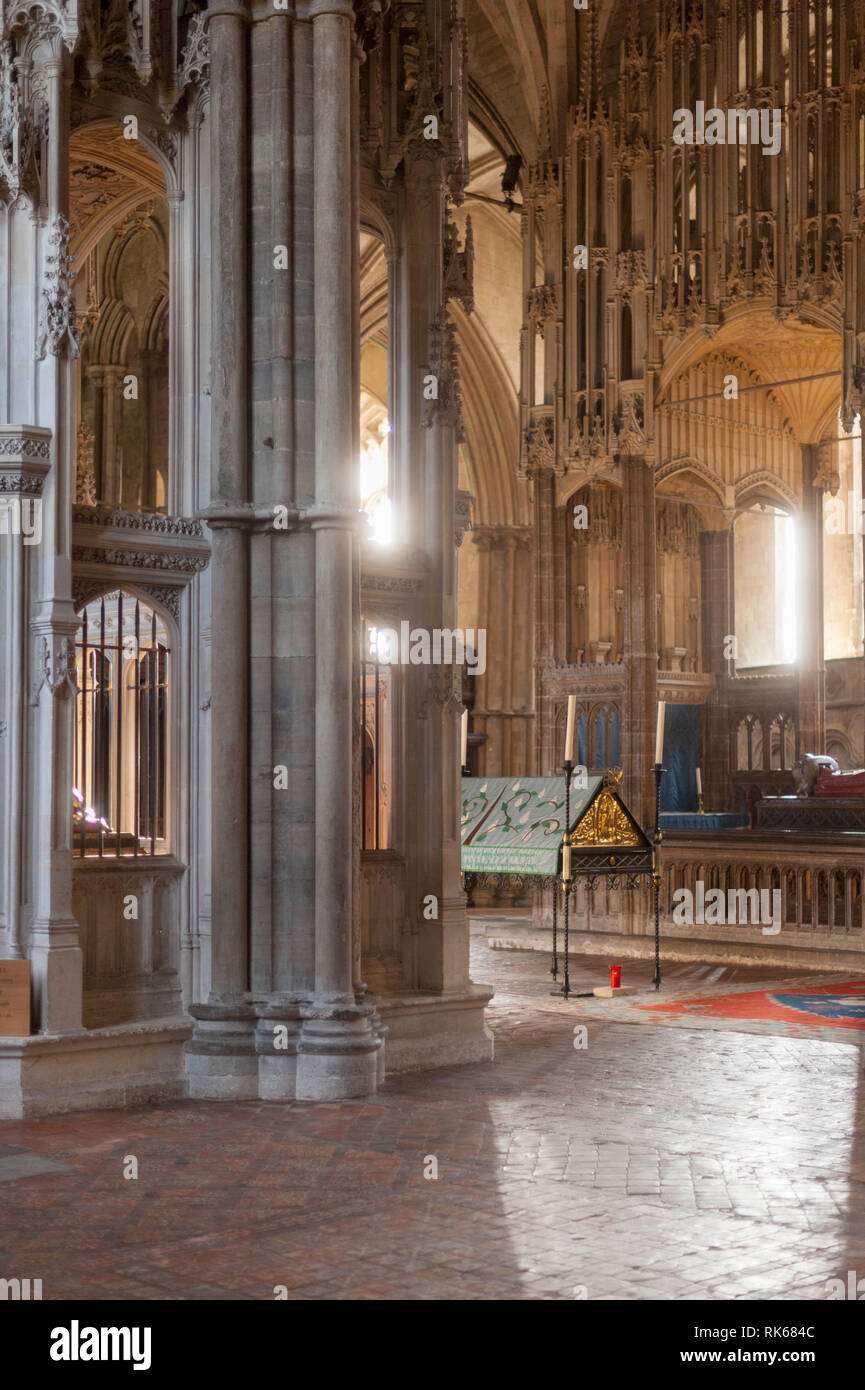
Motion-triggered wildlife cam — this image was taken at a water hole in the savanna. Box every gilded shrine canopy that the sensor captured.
[460,776,603,876]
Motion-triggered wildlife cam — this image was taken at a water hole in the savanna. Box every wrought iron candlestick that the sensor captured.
[652,761,665,990]
[550,878,558,980]
[561,758,573,998]
[560,873,573,997]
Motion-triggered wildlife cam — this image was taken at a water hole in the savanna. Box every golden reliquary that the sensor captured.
[569,769,643,849]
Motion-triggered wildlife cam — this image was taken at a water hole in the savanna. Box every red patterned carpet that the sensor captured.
[470,923,865,1046]
[636,979,865,1040]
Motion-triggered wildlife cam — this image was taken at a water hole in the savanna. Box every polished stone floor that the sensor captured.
[1,935,863,1300]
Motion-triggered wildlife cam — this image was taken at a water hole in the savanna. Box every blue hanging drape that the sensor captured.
[659,703,701,812]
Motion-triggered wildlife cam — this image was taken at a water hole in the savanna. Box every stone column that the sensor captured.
[165,188,185,516]
[204,0,250,1001]
[798,443,826,756]
[296,0,380,1100]
[186,0,256,1098]
[621,453,658,829]
[0,432,51,966]
[29,37,83,1033]
[87,366,105,498]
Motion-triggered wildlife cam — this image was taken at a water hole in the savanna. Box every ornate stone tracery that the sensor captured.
[422,311,465,442]
[36,214,79,359]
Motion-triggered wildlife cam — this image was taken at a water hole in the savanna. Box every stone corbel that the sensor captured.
[455,487,473,548]
[812,442,841,497]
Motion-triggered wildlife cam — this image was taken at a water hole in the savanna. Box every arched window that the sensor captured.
[769,714,796,771]
[74,592,171,857]
[735,715,764,771]
[359,228,392,543]
[72,127,170,513]
[733,503,798,667]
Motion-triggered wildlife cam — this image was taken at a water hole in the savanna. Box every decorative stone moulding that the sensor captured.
[36,215,79,360]
[71,505,211,612]
[360,570,424,596]
[0,424,52,494]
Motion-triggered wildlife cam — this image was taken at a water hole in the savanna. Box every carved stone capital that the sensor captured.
[0,424,52,494]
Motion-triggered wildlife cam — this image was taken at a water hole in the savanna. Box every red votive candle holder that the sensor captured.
[610,965,622,990]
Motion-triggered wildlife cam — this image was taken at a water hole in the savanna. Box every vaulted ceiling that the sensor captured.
[69,125,165,261]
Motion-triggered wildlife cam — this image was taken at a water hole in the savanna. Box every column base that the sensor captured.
[184,1002,259,1100]
[375,984,494,1073]
[184,996,385,1101]
[296,1001,383,1100]
[28,919,84,1034]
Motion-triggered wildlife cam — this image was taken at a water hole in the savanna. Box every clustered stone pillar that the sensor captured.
[0,429,52,974]
[186,0,256,1096]
[298,0,380,1099]
[394,150,471,1001]
[28,36,84,1035]
[187,0,382,1101]
[205,0,250,1006]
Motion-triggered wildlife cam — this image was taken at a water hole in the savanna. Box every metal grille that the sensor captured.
[73,591,169,858]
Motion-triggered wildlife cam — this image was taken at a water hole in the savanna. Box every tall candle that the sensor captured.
[695,766,702,796]
[562,842,571,880]
[655,701,666,766]
[564,695,576,762]
[460,709,468,768]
